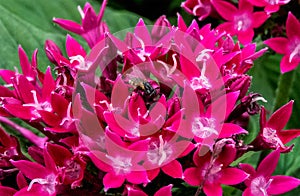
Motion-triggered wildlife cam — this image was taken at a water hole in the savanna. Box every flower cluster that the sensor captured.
[0,0,300,196]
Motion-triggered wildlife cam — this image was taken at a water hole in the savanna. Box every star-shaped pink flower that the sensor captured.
[213,0,269,44]
[241,150,300,196]
[264,12,300,73]
[251,100,300,152]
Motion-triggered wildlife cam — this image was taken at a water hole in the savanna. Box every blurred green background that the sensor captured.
[0,0,300,195]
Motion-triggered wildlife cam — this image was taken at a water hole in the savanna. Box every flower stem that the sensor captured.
[272,70,296,112]
[0,117,47,148]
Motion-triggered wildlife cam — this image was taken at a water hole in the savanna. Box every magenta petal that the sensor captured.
[203,183,222,196]
[239,163,256,176]
[239,0,253,12]
[0,186,17,196]
[17,172,28,189]
[242,187,252,196]
[265,4,279,14]
[237,29,254,45]
[162,160,183,179]
[4,104,38,120]
[127,188,147,196]
[10,160,48,179]
[264,37,288,55]
[217,22,236,35]
[126,171,149,184]
[177,13,187,31]
[42,67,55,98]
[183,167,202,186]
[66,34,86,57]
[280,55,300,73]
[103,172,125,190]
[13,75,36,103]
[154,184,173,196]
[252,12,269,28]
[51,93,69,118]
[0,86,15,97]
[14,185,48,196]
[212,0,237,21]
[82,6,97,31]
[0,70,16,84]
[268,175,300,195]
[278,129,300,144]
[219,123,247,138]
[88,151,112,172]
[53,18,83,34]
[219,168,249,185]
[46,143,72,166]
[267,100,293,131]
[257,150,280,177]
[18,46,34,79]
[134,18,152,45]
[286,12,300,39]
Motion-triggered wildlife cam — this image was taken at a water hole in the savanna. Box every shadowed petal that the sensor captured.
[0,186,17,196]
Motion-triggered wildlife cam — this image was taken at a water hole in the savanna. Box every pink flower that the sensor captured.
[241,150,300,196]
[53,1,109,48]
[181,83,247,148]
[184,140,249,196]
[181,0,213,21]
[251,101,300,152]
[247,0,291,14]
[10,150,59,196]
[264,12,300,73]
[0,126,23,167]
[88,130,150,191]
[124,184,173,196]
[213,0,269,44]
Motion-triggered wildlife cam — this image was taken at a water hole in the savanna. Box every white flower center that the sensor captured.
[289,43,300,63]
[202,162,223,183]
[251,176,273,196]
[23,90,52,112]
[192,117,218,138]
[134,35,151,61]
[262,127,285,148]
[27,173,57,195]
[147,135,173,166]
[106,155,132,175]
[234,14,252,31]
[266,0,279,5]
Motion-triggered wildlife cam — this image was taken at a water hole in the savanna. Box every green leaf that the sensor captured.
[0,0,149,72]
